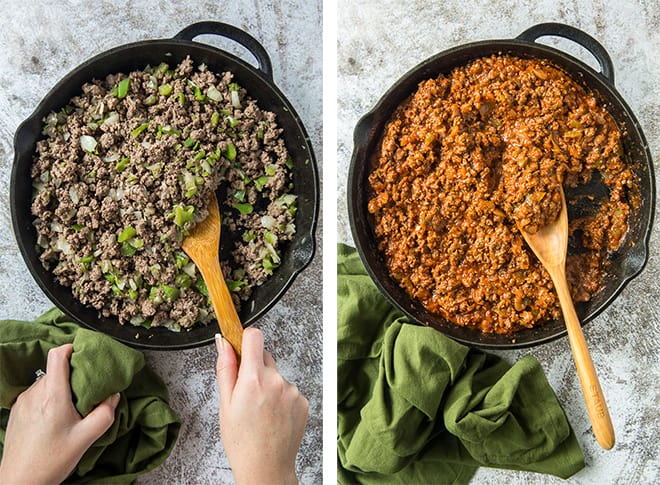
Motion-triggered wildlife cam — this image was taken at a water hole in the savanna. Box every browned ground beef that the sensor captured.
[31,57,298,331]
[368,54,638,334]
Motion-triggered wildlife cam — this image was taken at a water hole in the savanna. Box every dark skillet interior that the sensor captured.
[348,38,654,349]
[12,39,319,350]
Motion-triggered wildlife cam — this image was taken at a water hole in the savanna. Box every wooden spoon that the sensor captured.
[182,193,243,357]
[519,186,615,450]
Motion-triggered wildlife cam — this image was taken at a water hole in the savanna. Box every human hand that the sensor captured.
[216,329,309,485]
[0,344,120,485]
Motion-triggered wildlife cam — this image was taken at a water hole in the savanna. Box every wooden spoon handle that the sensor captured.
[550,266,615,450]
[199,259,243,358]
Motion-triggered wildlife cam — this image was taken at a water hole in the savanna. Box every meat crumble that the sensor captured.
[31,57,298,331]
[368,54,638,334]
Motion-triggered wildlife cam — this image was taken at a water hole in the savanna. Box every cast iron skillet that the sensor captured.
[348,23,655,349]
[11,21,319,350]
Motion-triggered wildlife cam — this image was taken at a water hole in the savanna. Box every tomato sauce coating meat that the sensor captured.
[368,55,637,334]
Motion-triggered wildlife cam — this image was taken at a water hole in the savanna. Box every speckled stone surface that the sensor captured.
[338,1,658,484]
[0,1,322,484]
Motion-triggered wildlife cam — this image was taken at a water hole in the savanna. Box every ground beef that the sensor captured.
[368,54,638,334]
[31,57,298,331]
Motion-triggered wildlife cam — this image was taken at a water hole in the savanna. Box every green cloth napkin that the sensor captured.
[337,244,585,484]
[0,308,181,484]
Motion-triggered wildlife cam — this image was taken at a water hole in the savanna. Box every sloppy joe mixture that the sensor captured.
[368,54,637,333]
[31,57,297,331]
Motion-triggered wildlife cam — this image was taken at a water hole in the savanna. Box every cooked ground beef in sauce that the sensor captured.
[368,54,638,334]
[31,57,297,331]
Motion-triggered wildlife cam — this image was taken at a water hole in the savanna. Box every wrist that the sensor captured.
[0,470,32,485]
[234,467,297,485]
[280,468,298,485]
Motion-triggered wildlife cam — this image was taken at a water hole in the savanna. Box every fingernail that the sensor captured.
[215,333,224,355]
[111,392,121,408]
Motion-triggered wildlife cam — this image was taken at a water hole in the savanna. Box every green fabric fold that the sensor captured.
[0,309,180,484]
[337,244,584,484]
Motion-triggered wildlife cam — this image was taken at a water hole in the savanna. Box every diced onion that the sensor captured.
[100,260,112,273]
[79,135,98,153]
[183,171,196,189]
[130,316,145,326]
[276,194,298,207]
[182,262,197,278]
[231,90,241,109]
[56,237,72,255]
[104,111,119,126]
[110,188,125,201]
[37,234,49,249]
[261,215,277,230]
[207,85,223,102]
[103,151,121,163]
[69,188,79,204]
[264,242,281,264]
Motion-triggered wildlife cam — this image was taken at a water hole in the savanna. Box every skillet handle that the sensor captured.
[174,21,274,81]
[517,23,615,85]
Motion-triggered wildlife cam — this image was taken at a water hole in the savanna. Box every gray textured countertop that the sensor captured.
[0,1,322,484]
[337,1,658,484]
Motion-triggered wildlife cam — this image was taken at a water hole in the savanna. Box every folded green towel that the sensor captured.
[337,244,585,484]
[0,309,180,484]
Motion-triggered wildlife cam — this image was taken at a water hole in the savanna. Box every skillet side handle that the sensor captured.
[517,23,615,85]
[174,21,274,81]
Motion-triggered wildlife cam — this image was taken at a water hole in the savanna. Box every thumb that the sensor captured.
[215,334,238,408]
[75,392,120,449]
